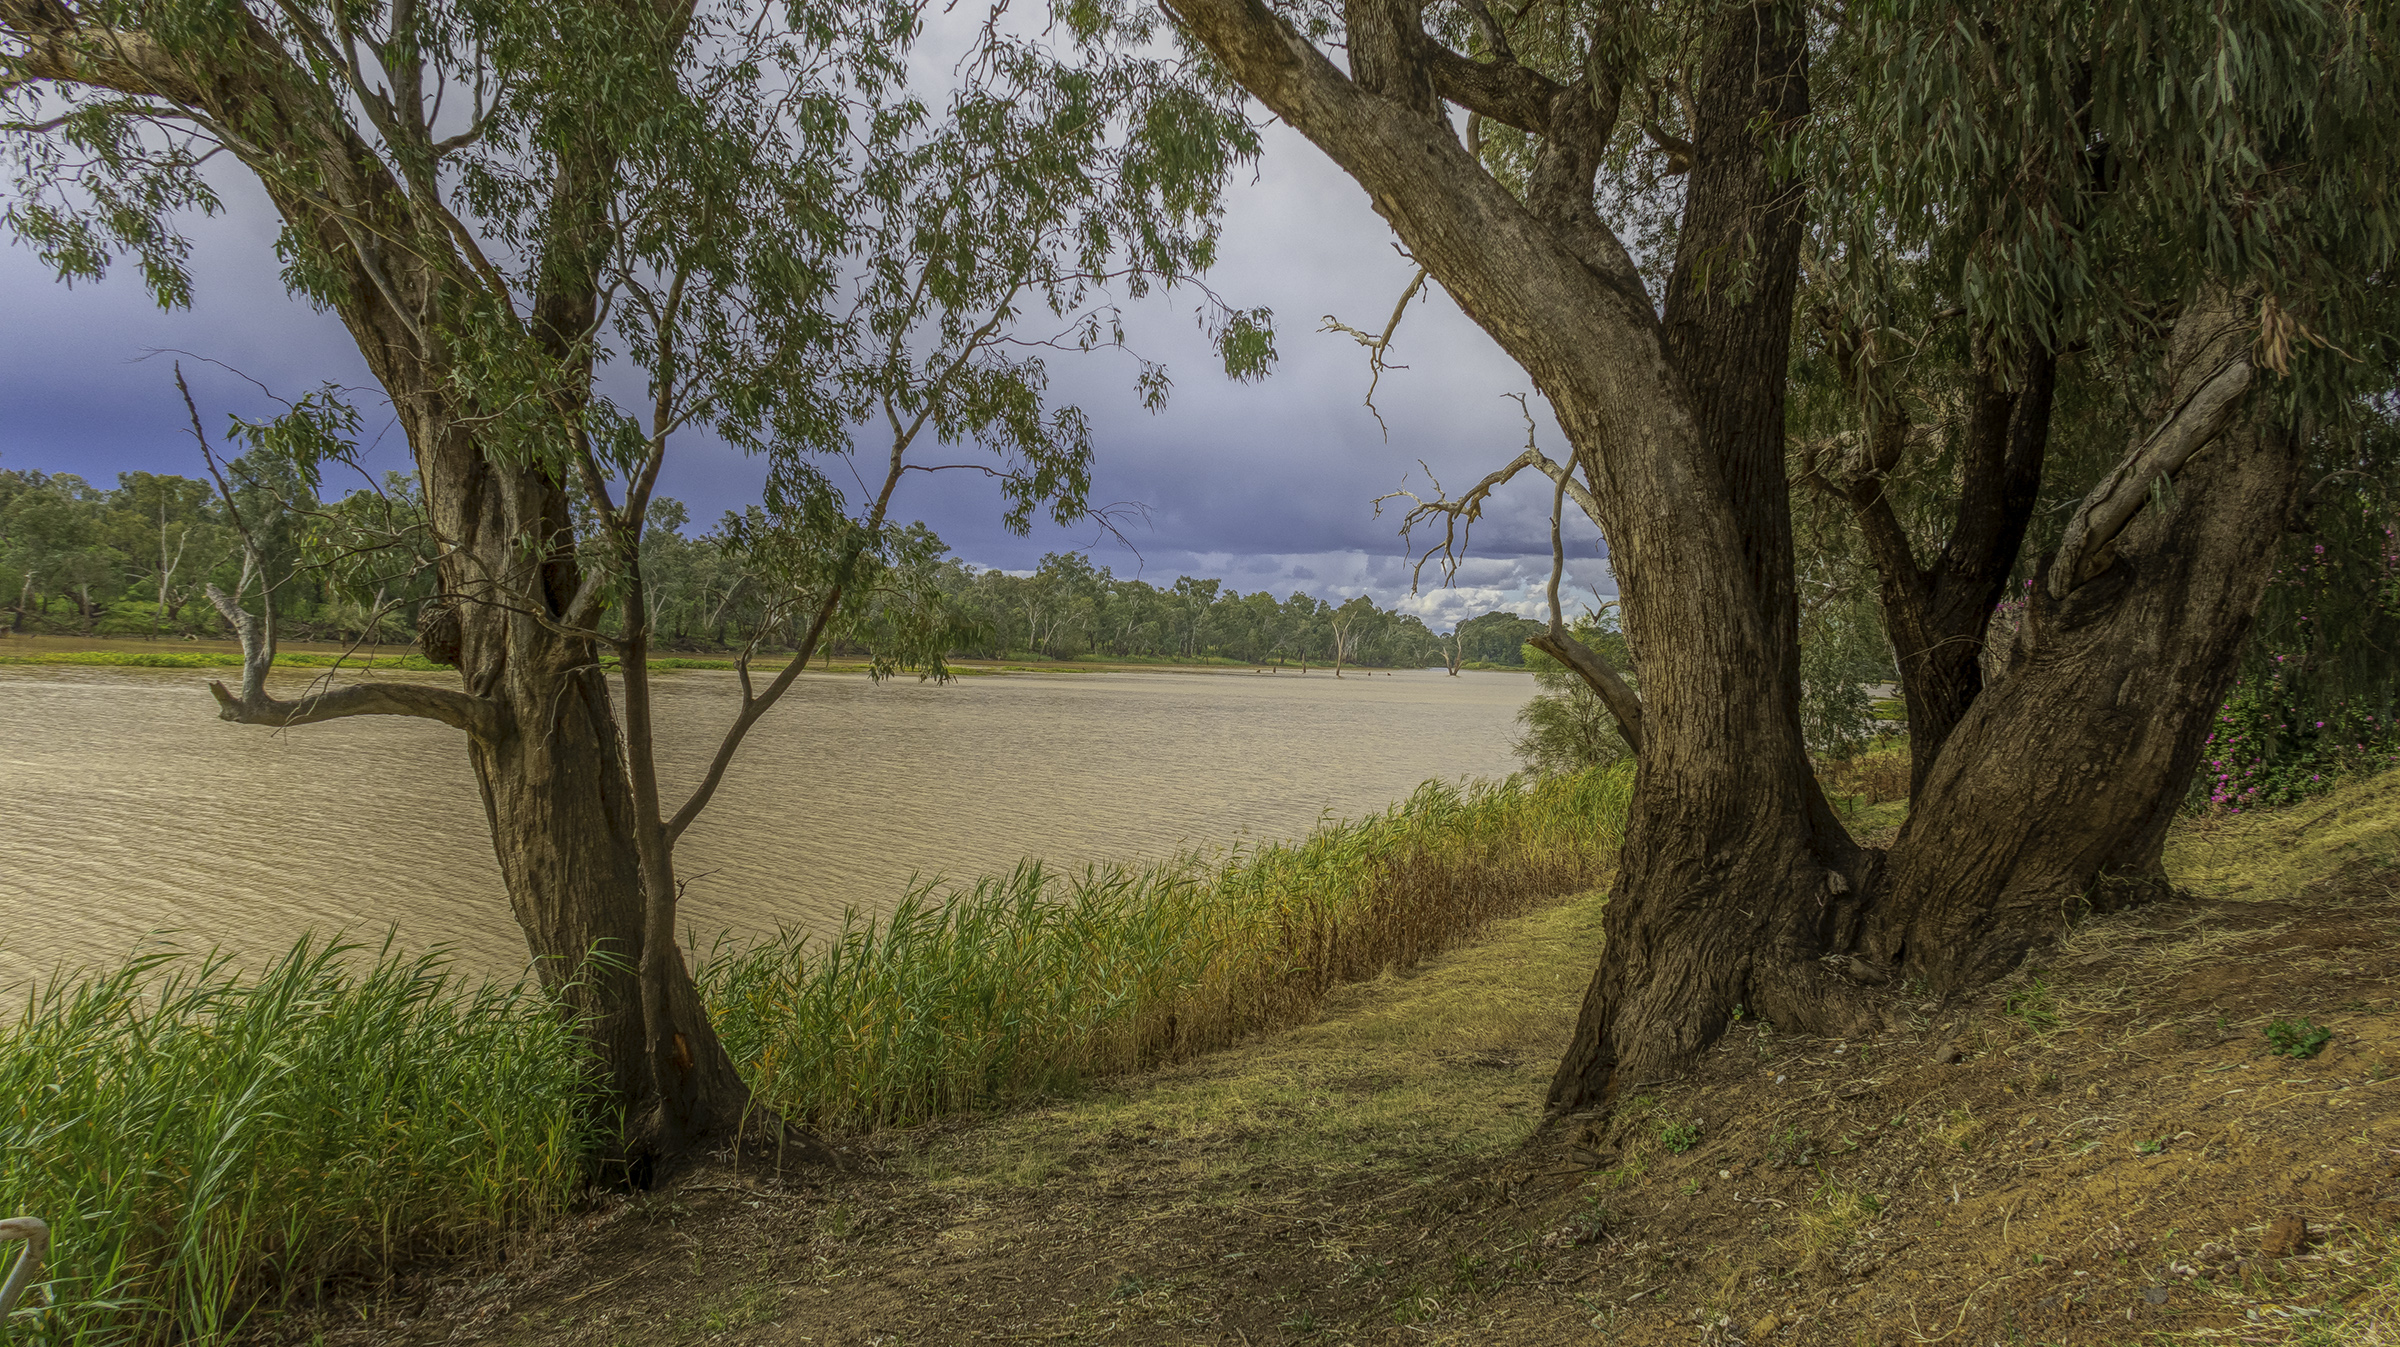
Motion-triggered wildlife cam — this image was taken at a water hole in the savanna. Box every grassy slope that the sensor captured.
[269,773,2400,1347]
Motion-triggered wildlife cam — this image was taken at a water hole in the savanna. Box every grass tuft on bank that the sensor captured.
[0,939,594,1346]
[703,764,1634,1133]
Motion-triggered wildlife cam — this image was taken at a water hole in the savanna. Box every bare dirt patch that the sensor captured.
[262,786,2400,1347]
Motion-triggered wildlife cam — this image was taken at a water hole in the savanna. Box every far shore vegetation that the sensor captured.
[0,641,1534,677]
[0,469,1559,675]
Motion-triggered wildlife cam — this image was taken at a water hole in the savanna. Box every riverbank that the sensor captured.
[0,633,1522,678]
[0,767,1624,1343]
[256,771,2400,1347]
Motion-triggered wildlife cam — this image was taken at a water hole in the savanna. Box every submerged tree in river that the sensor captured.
[3,0,1264,1169]
[1158,0,2399,1105]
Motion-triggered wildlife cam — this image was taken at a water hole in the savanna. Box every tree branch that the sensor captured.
[1529,463,1643,752]
[1376,398,1606,591]
[204,658,507,737]
[1321,264,1427,436]
[1342,0,1438,115]
[1421,44,1558,135]
[2050,295,2256,597]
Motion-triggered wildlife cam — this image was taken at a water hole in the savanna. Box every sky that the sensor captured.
[0,101,1618,633]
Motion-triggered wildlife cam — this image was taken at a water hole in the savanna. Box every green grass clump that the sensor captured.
[2265,1016,2334,1059]
[2003,976,2061,1030]
[0,938,594,1344]
[703,764,1634,1133]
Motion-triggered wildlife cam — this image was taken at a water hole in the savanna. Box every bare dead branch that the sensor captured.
[1373,394,1602,590]
[1321,264,1429,438]
[203,651,506,737]
[1530,458,1644,752]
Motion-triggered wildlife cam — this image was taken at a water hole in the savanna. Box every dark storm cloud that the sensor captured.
[0,125,1606,627]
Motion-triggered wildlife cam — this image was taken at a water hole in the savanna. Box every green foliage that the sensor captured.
[0,461,1447,666]
[1797,587,1886,760]
[1512,619,1631,777]
[2198,413,2400,812]
[702,764,1634,1132]
[2199,683,2398,812]
[1812,0,2400,411]
[3,0,1275,675]
[2264,1017,2333,1060]
[0,939,593,1344]
[0,458,432,644]
[1657,1118,1701,1154]
[0,650,447,670]
[1452,610,1542,667]
[923,551,1445,666]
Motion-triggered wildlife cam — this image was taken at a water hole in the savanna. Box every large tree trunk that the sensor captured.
[425,405,756,1168]
[1868,412,2299,989]
[1546,0,1890,1107]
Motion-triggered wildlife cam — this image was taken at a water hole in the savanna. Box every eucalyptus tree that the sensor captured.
[105,471,217,633]
[4,0,1260,1163]
[1156,0,2398,1107]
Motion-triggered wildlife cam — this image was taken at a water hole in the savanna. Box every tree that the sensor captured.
[5,0,1262,1167]
[1327,592,1372,675]
[1452,609,1540,666]
[1437,627,1463,674]
[105,471,216,635]
[1170,574,1221,656]
[1157,0,2399,1109]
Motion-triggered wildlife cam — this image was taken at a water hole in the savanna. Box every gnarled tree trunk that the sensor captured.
[1869,354,2295,988]
[1159,0,2303,1116]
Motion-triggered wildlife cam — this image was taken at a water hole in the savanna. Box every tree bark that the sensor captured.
[1867,303,2291,991]
[1834,347,2056,796]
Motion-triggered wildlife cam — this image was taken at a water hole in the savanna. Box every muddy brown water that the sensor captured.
[0,662,1528,990]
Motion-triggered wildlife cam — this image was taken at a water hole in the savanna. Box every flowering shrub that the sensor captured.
[2198,682,2396,811]
[2196,508,2400,813]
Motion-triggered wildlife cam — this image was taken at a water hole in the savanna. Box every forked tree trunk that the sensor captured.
[431,440,758,1169]
[1867,417,2300,989]
[1854,352,2057,798]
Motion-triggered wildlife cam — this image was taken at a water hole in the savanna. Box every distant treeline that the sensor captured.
[0,467,1546,669]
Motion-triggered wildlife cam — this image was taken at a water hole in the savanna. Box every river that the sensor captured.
[0,662,1530,989]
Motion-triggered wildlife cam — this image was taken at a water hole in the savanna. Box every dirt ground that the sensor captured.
[265,783,2400,1347]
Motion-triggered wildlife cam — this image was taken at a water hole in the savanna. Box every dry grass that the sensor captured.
[1818,738,1912,806]
[2168,764,2400,900]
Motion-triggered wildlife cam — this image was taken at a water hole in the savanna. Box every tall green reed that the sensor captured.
[0,937,593,1345]
[703,763,1634,1133]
